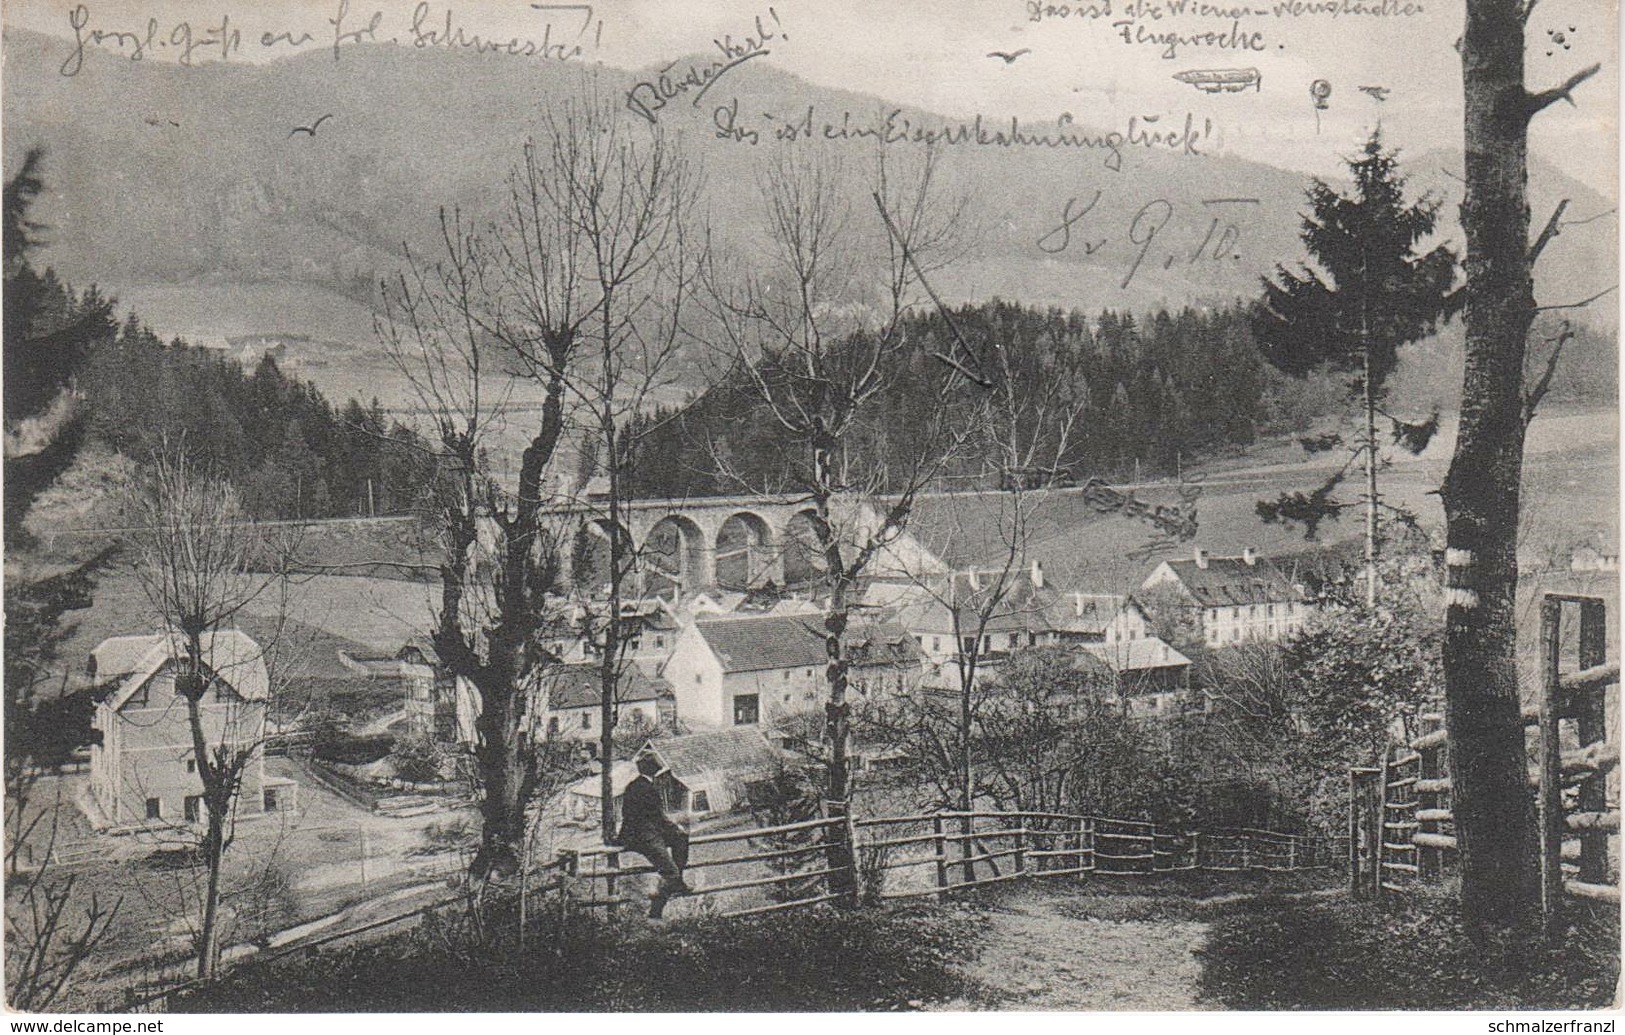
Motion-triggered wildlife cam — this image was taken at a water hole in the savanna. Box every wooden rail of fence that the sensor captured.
[556,809,1331,917]
[117,809,1329,1010]
[1351,592,1620,920]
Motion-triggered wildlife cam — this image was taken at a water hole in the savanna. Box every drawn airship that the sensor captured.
[1172,68,1262,94]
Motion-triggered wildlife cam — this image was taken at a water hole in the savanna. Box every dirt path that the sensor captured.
[934,885,1213,1011]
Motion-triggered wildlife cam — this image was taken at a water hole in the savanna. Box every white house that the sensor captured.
[1140,548,1313,647]
[531,662,673,746]
[662,612,922,732]
[88,631,278,829]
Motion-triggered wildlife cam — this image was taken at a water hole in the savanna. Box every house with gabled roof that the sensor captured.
[88,630,276,830]
[1140,548,1313,648]
[530,661,674,746]
[640,727,783,816]
[662,612,923,732]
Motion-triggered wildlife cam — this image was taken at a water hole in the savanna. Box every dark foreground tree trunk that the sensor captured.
[1442,0,1540,934]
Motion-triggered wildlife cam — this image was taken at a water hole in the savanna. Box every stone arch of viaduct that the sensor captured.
[547,495,820,593]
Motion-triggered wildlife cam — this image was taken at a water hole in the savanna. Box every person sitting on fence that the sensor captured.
[610,754,692,914]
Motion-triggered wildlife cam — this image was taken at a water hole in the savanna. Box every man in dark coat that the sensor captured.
[613,753,691,914]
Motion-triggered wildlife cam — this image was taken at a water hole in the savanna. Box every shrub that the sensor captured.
[1196,887,1620,1010]
[312,731,395,766]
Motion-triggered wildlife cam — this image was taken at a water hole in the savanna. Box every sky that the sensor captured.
[3,0,1618,192]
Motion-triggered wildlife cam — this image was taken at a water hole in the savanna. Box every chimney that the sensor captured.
[1030,560,1045,589]
[1074,591,1085,617]
[1242,548,1257,566]
[1194,547,1209,570]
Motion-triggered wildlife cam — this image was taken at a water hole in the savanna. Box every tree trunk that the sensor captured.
[600,420,623,845]
[813,446,857,901]
[1442,0,1541,934]
[1362,343,1380,609]
[471,658,528,879]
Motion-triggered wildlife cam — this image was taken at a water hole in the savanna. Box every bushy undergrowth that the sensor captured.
[171,897,989,1012]
[1196,886,1620,1010]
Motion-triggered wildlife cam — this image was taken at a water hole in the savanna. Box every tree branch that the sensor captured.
[1527,63,1602,119]
[1528,199,1569,265]
[1523,321,1574,425]
[1534,284,1617,312]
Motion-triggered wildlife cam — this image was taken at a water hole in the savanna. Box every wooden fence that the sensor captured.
[555,809,1330,920]
[1351,592,1620,920]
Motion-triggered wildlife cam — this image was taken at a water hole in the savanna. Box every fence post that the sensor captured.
[933,815,949,896]
[1576,598,1609,885]
[1537,596,1565,931]
[842,810,861,906]
[1348,767,1362,896]
[1287,835,1298,871]
[1191,831,1202,871]
[1417,714,1443,879]
[959,814,974,886]
[1014,818,1027,878]
[605,850,621,921]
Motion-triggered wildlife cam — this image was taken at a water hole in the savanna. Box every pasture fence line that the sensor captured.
[1351,592,1620,923]
[551,808,1331,921]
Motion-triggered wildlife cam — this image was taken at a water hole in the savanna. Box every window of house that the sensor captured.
[184,795,202,822]
[655,636,665,649]
[1267,604,1275,617]
[581,711,592,729]
[1231,628,1240,642]
[1231,606,1239,618]
[547,716,560,736]
[186,758,197,773]
[690,790,711,813]
[695,673,703,684]
[733,694,759,725]
[932,637,941,652]
[805,669,813,678]
[262,788,279,812]
[145,798,162,820]
[784,693,791,703]
[1008,633,1020,649]
[1028,632,1037,646]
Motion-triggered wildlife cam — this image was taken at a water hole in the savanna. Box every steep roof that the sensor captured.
[95,630,270,710]
[644,727,781,781]
[693,613,828,674]
[1079,637,1191,673]
[1045,593,1130,636]
[1156,556,1305,606]
[869,571,1061,637]
[845,620,924,670]
[540,662,671,711]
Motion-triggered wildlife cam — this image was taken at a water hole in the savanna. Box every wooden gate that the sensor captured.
[1350,592,1620,919]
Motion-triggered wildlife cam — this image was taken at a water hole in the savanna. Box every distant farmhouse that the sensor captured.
[1140,548,1313,648]
[87,631,293,829]
[663,612,923,733]
[528,661,674,747]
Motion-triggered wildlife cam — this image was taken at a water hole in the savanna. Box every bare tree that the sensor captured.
[4,809,120,1012]
[125,451,282,979]
[377,203,571,881]
[1445,0,1603,933]
[709,146,986,897]
[486,95,706,843]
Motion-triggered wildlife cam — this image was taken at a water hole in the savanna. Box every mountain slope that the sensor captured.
[4,28,1614,333]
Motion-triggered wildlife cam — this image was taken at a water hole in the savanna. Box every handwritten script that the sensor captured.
[59,0,603,76]
[1036,192,1258,288]
[626,9,783,124]
[713,105,1213,172]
